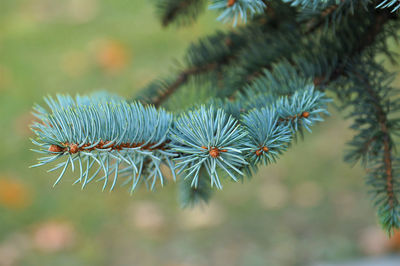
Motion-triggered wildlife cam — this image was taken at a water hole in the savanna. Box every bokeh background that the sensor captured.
[1,0,400,265]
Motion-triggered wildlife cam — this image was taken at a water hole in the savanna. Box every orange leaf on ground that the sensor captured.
[0,178,31,209]
[32,221,76,252]
[96,40,130,74]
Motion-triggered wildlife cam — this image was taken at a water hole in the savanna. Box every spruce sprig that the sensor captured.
[31,94,175,192]
[209,0,267,25]
[243,107,292,165]
[31,87,329,194]
[171,106,249,189]
[27,0,400,234]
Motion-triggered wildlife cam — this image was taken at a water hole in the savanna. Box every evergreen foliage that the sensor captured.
[171,106,249,189]
[209,0,267,25]
[31,94,176,192]
[156,0,207,27]
[30,0,400,233]
[376,0,400,12]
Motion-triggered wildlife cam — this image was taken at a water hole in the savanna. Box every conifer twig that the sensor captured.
[319,10,394,85]
[356,72,395,208]
[304,4,339,34]
[152,63,217,107]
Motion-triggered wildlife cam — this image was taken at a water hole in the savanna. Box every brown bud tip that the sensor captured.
[48,145,63,153]
[69,143,79,154]
[262,146,269,152]
[209,147,220,158]
[302,111,310,118]
[313,76,325,86]
[201,146,208,150]
[259,18,267,24]
[227,0,235,7]
[255,149,262,156]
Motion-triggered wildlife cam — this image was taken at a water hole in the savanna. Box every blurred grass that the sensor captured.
[0,0,399,265]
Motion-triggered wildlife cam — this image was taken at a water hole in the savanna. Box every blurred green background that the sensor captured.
[1,0,400,265]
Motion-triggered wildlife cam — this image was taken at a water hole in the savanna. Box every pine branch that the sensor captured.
[151,63,217,107]
[377,0,400,12]
[171,106,249,189]
[135,29,247,106]
[139,1,299,106]
[31,80,330,194]
[28,0,400,233]
[304,3,339,34]
[157,0,207,27]
[320,9,395,85]
[216,4,380,96]
[336,57,400,233]
[31,94,176,192]
[355,72,396,211]
[209,0,266,25]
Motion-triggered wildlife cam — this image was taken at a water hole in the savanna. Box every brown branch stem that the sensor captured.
[355,72,395,208]
[317,10,394,86]
[152,63,217,107]
[49,140,169,154]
